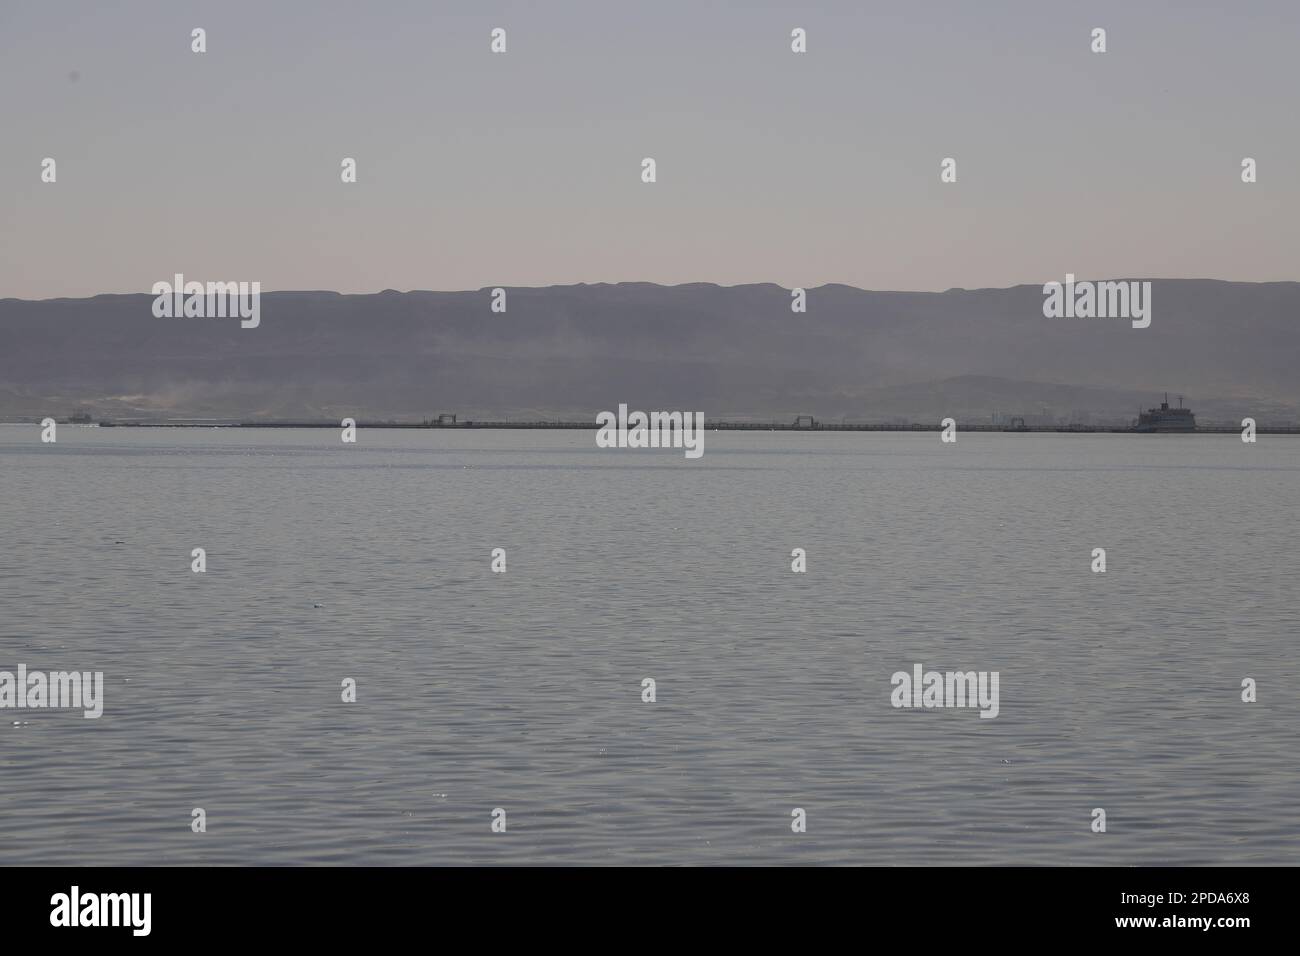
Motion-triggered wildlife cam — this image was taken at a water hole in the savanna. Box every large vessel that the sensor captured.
[1135,394,1196,432]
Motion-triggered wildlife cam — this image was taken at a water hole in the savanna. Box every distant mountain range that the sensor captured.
[2,280,1297,424]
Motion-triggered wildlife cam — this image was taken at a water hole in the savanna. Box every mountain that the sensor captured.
[1,280,1297,423]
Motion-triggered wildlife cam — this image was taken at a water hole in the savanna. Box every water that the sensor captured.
[1,425,1297,865]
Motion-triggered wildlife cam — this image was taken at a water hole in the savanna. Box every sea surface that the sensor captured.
[1,425,1297,865]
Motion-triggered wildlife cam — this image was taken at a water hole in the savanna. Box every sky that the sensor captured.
[1,0,1297,298]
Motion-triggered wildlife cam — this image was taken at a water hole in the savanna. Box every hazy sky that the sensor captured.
[2,0,1297,298]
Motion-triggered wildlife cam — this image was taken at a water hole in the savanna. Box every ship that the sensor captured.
[1134,393,1196,432]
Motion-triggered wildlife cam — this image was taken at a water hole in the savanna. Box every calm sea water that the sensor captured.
[0,425,1296,865]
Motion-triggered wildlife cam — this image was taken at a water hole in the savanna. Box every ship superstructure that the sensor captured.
[1135,394,1196,432]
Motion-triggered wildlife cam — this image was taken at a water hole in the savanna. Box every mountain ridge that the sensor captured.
[2,280,1296,423]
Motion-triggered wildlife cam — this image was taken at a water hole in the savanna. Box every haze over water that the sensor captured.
[1,426,1296,865]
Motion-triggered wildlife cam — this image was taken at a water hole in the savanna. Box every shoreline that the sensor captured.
[9,419,1300,434]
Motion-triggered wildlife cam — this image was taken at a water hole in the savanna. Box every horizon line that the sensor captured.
[5,276,1300,304]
